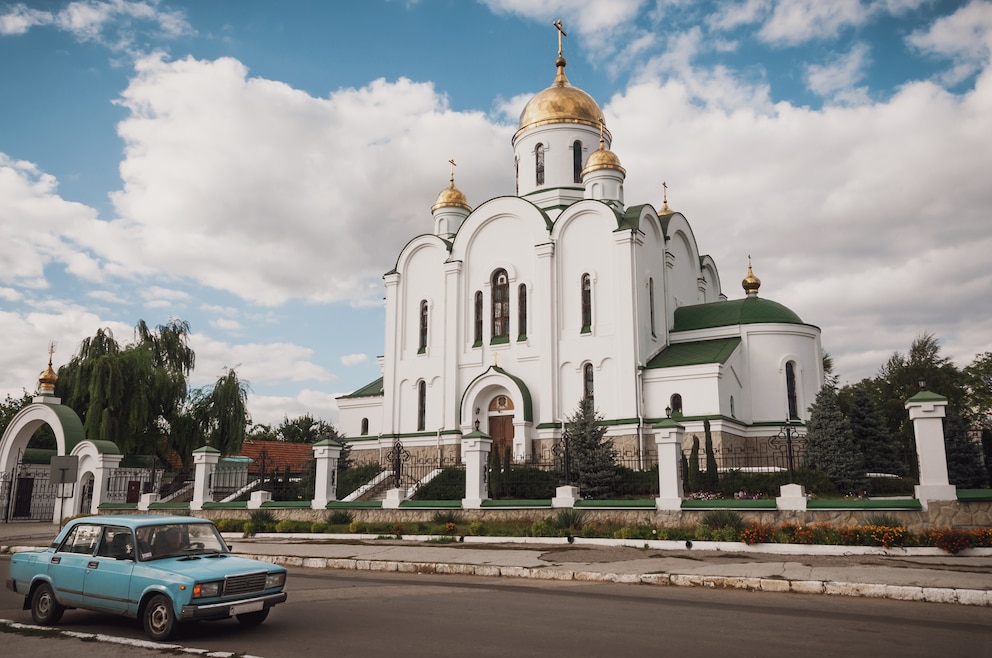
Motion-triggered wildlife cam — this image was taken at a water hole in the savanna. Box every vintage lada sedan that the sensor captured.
[6,515,287,641]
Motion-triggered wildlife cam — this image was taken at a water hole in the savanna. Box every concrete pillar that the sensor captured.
[905,391,956,508]
[653,418,684,510]
[191,445,221,511]
[552,485,579,508]
[312,439,343,509]
[461,430,492,509]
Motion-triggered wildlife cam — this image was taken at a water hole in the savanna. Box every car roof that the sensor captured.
[67,515,214,529]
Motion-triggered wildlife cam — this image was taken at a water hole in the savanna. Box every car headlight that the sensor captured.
[265,572,286,589]
[193,581,222,598]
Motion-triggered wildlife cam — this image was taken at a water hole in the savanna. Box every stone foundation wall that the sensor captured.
[194,500,992,532]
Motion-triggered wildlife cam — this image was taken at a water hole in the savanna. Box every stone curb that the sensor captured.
[239,552,992,607]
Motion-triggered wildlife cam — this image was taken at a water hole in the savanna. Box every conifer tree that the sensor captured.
[848,387,905,476]
[944,409,989,488]
[562,398,616,499]
[704,419,719,489]
[805,386,865,492]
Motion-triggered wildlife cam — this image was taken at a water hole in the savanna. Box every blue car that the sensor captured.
[5,515,287,641]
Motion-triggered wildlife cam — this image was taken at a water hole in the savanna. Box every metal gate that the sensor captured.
[0,458,58,522]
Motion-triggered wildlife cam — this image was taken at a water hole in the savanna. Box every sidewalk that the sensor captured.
[3,522,991,606]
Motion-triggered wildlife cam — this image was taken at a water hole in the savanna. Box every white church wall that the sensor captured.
[641,364,723,420]
[745,326,822,423]
[635,209,670,360]
[513,123,602,200]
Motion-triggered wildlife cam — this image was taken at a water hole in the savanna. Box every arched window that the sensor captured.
[573,140,583,183]
[581,273,592,333]
[517,284,527,339]
[417,380,426,431]
[418,300,428,353]
[536,143,545,186]
[514,156,519,195]
[473,291,483,346]
[649,277,656,338]
[360,418,369,436]
[670,393,683,417]
[786,361,799,419]
[730,396,735,419]
[583,363,594,404]
[492,269,509,341]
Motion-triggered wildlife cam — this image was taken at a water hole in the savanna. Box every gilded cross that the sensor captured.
[448,159,457,184]
[553,19,566,57]
[662,180,668,205]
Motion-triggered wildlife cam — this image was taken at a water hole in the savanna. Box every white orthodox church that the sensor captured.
[337,31,823,465]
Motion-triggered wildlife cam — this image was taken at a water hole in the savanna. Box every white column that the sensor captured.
[462,431,492,509]
[191,446,221,511]
[653,418,684,510]
[443,260,463,429]
[312,439,343,509]
[86,454,123,515]
[905,391,956,507]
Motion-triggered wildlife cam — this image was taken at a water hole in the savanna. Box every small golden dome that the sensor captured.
[432,178,471,212]
[657,181,673,216]
[581,138,625,178]
[516,56,606,140]
[742,257,761,296]
[39,358,58,394]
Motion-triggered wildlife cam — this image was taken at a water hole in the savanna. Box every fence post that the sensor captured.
[88,453,123,515]
[191,445,221,511]
[312,439,343,510]
[653,418,684,510]
[905,391,956,509]
[462,430,492,509]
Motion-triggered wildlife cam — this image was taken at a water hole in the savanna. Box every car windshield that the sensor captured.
[135,523,228,561]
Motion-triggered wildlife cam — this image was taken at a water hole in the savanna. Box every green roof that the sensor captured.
[906,390,948,404]
[339,377,384,399]
[673,297,805,332]
[646,337,741,369]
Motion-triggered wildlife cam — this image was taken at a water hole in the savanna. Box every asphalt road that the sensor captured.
[2,558,990,657]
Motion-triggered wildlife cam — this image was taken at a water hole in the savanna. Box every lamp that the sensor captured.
[918,378,926,390]
[665,405,672,418]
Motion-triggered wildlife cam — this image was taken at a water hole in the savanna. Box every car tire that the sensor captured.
[236,608,270,627]
[143,594,176,641]
[31,583,65,625]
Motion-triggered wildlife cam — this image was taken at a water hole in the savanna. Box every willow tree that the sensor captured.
[191,369,250,456]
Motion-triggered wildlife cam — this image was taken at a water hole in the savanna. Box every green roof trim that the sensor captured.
[646,337,742,369]
[339,377,384,399]
[957,489,992,501]
[618,204,651,232]
[480,499,552,508]
[574,499,656,508]
[672,297,807,332]
[906,390,948,404]
[399,500,463,508]
[459,365,534,423]
[48,403,87,453]
[681,499,777,509]
[86,439,123,455]
[325,500,383,509]
[807,498,922,510]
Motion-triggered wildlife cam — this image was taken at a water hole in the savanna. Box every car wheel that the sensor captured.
[143,594,176,641]
[31,583,65,625]
[236,608,270,627]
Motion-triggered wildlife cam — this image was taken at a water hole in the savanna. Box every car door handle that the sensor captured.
[87,561,99,569]
[50,556,61,564]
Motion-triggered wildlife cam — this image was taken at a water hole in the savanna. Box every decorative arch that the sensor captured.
[0,402,87,474]
[459,366,534,426]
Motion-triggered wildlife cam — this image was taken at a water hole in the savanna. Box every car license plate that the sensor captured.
[231,600,264,615]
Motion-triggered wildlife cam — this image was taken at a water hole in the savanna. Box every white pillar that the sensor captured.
[462,431,492,509]
[312,439,343,509]
[653,418,684,510]
[191,446,221,511]
[905,391,956,508]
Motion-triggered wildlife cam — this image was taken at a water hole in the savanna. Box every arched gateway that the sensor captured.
[0,354,122,522]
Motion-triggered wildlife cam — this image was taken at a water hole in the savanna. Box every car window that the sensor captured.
[138,522,227,560]
[58,524,102,555]
[96,526,134,560]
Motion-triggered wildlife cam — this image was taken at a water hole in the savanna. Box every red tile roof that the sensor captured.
[238,440,313,475]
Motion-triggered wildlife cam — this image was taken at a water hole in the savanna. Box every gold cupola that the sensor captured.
[38,344,58,395]
[431,174,471,213]
[658,181,674,216]
[742,256,761,297]
[580,134,625,178]
[432,159,471,239]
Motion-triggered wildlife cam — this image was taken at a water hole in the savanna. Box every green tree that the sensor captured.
[562,399,616,499]
[276,414,340,444]
[805,386,865,492]
[848,386,905,476]
[703,419,719,489]
[943,409,989,488]
[193,369,250,456]
[963,352,992,430]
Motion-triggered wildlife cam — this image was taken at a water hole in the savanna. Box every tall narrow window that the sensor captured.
[670,393,683,416]
[492,269,509,341]
[361,418,369,436]
[514,156,519,195]
[417,381,426,431]
[535,143,545,186]
[517,284,527,339]
[474,291,483,346]
[648,277,656,338]
[573,140,583,183]
[581,273,592,333]
[418,300,428,353]
[583,363,595,404]
[786,362,799,420]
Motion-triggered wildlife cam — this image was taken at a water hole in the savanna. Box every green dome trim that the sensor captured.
[673,297,805,332]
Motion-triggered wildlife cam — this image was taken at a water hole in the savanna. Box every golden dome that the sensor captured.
[432,178,471,212]
[516,56,607,140]
[742,257,761,296]
[581,137,625,178]
[38,355,57,395]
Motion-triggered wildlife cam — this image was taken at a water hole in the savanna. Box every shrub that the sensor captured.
[327,510,354,525]
[700,509,745,532]
[468,520,486,536]
[923,528,974,554]
[528,519,554,537]
[275,519,304,533]
[244,509,276,537]
[551,508,586,532]
[740,522,774,545]
[431,510,463,525]
[215,518,245,533]
[348,520,367,533]
[863,514,904,528]
[338,463,384,498]
[311,521,329,533]
[412,468,465,500]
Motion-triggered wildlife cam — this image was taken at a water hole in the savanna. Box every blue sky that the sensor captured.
[2,0,990,428]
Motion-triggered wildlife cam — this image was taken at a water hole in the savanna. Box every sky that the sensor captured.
[1,0,990,430]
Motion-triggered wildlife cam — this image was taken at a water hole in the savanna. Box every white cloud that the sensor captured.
[707,0,771,32]
[189,333,337,389]
[95,54,511,306]
[805,42,872,104]
[209,317,242,332]
[758,0,869,45]
[907,0,992,85]
[0,4,53,35]
[340,353,368,367]
[248,389,341,427]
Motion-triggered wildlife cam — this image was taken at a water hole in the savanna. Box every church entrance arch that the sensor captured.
[488,394,515,459]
